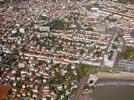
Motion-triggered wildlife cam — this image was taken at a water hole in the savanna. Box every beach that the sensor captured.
[97,72,134,80]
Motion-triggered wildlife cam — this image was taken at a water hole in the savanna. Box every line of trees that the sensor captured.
[118,0,134,4]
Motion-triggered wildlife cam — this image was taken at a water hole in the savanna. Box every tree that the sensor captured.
[129,0,134,3]
[8,89,12,95]
[80,49,85,55]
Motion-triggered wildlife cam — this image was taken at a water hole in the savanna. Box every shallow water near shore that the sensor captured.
[93,81,134,100]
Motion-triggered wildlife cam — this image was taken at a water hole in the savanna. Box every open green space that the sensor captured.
[122,47,134,60]
[47,19,65,30]
[79,64,97,77]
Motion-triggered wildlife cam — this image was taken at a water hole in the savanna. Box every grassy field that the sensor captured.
[79,64,97,77]
[122,47,134,60]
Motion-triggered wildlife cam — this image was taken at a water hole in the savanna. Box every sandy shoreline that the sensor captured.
[97,72,134,81]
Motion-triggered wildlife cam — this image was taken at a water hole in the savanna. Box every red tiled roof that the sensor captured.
[0,86,11,100]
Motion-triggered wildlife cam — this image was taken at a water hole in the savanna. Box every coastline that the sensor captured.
[93,72,134,100]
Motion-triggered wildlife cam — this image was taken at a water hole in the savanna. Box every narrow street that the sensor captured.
[73,77,93,100]
[114,35,126,66]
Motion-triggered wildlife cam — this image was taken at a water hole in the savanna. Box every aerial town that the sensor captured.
[0,0,134,100]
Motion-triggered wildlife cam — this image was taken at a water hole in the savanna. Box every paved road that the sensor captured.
[102,8,134,19]
[73,77,93,100]
[114,36,126,67]
[96,80,134,86]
